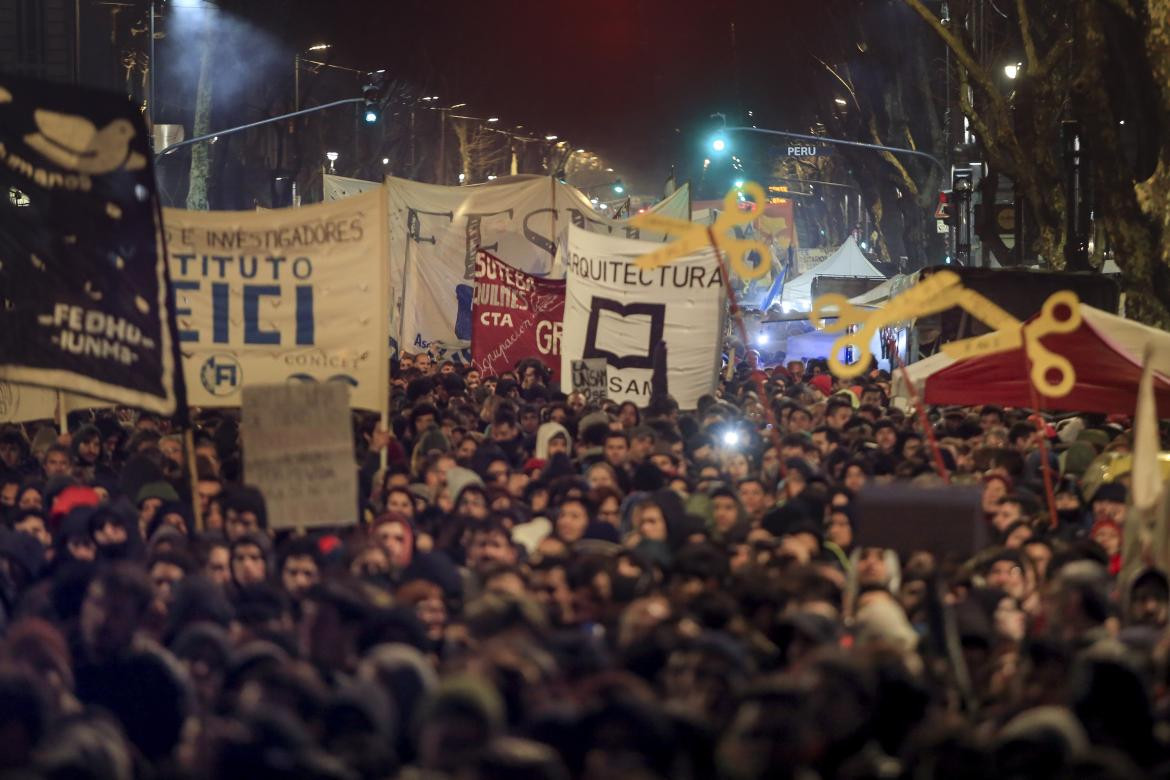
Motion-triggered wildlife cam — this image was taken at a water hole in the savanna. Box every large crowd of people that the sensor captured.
[0,349,1163,779]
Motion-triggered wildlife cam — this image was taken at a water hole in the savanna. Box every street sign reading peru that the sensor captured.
[787,144,829,158]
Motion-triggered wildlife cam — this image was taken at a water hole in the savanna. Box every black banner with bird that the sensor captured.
[0,73,185,416]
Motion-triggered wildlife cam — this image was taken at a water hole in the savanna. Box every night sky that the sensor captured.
[174,0,828,193]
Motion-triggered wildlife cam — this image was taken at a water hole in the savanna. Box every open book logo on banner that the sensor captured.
[583,298,665,370]
[629,181,771,281]
[810,270,1082,398]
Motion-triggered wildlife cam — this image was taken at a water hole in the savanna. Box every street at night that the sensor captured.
[2,1,1170,778]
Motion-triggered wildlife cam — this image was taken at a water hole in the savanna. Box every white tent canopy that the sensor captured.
[781,236,885,310]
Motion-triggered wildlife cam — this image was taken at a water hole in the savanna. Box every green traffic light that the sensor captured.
[711,136,727,153]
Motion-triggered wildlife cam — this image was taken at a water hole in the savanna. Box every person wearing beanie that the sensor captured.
[48,484,99,533]
[808,373,833,398]
[761,499,823,562]
[135,482,181,540]
[1090,482,1127,524]
[146,501,194,540]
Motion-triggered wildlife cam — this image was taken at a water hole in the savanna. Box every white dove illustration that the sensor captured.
[24,109,146,174]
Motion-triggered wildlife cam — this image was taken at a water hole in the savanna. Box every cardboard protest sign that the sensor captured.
[164,188,389,411]
[571,359,607,406]
[472,250,565,382]
[559,226,724,409]
[0,74,184,414]
[854,483,987,559]
[241,382,357,530]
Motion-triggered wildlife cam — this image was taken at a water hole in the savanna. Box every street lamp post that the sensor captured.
[294,43,332,112]
[155,97,365,160]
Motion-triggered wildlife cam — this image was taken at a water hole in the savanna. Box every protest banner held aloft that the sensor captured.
[559,225,725,410]
[164,187,389,412]
[367,175,689,355]
[0,74,185,414]
[471,250,565,383]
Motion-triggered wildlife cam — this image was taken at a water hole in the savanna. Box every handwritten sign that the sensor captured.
[241,382,356,529]
[571,359,608,407]
[471,250,565,382]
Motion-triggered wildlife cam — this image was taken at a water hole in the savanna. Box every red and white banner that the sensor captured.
[471,251,565,382]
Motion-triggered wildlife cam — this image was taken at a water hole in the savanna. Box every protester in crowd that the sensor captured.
[0,354,1167,778]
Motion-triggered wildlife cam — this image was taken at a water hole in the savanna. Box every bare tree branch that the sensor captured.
[813,54,860,110]
[902,0,1020,140]
[866,116,921,197]
[1016,0,1040,69]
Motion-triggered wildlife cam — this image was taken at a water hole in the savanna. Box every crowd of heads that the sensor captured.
[0,350,1165,779]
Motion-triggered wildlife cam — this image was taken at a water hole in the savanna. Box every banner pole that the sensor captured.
[56,392,68,436]
[705,227,783,460]
[184,427,204,533]
[550,175,558,269]
[379,183,391,472]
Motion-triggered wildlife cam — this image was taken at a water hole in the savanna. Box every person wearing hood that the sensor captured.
[1121,568,1170,628]
[702,486,751,544]
[69,425,105,482]
[55,508,98,567]
[229,532,273,590]
[442,466,484,515]
[146,501,194,540]
[845,547,902,613]
[221,485,269,542]
[487,409,528,468]
[533,422,571,462]
[371,512,415,574]
[87,503,145,561]
[0,426,39,479]
[628,489,705,565]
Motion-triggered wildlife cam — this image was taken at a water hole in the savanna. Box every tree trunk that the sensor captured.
[186,30,214,210]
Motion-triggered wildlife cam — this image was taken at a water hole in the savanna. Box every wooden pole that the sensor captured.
[56,392,68,437]
[184,428,204,533]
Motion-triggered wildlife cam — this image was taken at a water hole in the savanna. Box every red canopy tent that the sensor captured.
[920,305,1170,414]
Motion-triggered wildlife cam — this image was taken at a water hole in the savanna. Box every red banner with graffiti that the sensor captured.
[471,250,565,383]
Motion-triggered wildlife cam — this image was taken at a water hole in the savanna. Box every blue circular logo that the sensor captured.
[200,354,243,397]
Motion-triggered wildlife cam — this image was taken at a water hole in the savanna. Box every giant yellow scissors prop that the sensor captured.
[810,270,1081,398]
[629,181,772,282]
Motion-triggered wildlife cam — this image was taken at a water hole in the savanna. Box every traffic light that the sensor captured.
[711,135,728,153]
[361,81,382,124]
[950,167,974,262]
[612,179,625,194]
